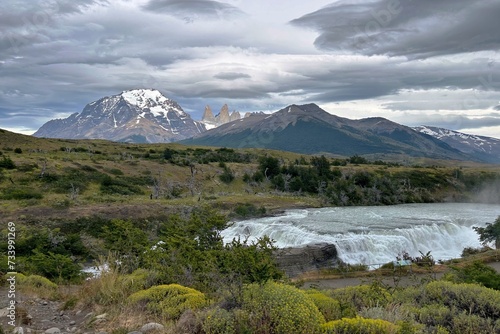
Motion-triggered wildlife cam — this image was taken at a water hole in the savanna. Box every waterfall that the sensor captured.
[222,203,500,265]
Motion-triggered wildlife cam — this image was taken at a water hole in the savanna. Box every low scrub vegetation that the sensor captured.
[2,133,500,332]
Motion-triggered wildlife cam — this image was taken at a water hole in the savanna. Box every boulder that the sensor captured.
[140,322,164,333]
[275,243,340,277]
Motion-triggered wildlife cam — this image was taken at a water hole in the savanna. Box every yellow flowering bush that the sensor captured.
[306,290,342,321]
[243,281,325,334]
[128,284,208,319]
[12,272,58,289]
[321,317,400,334]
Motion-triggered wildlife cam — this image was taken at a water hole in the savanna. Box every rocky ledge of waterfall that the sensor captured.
[274,243,340,277]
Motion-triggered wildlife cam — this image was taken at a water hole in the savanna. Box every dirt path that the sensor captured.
[299,262,500,290]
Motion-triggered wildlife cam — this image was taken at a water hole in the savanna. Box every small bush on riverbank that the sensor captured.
[321,317,400,334]
[444,261,500,290]
[128,284,209,320]
[242,281,325,334]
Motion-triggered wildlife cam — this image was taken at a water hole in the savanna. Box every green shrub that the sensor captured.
[1,187,43,200]
[461,246,490,257]
[395,281,500,333]
[451,312,498,334]
[80,266,158,307]
[14,148,22,154]
[106,168,124,175]
[101,219,148,256]
[416,304,453,328]
[220,236,283,285]
[305,290,342,321]
[445,261,500,290]
[128,284,208,320]
[100,175,144,195]
[423,281,500,319]
[329,284,393,317]
[219,167,235,184]
[242,282,325,334]
[20,274,58,290]
[232,203,266,218]
[26,250,81,281]
[120,268,159,292]
[321,317,399,334]
[41,166,103,193]
[202,307,236,334]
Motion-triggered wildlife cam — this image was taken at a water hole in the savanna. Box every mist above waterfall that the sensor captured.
[473,178,500,204]
[222,203,500,265]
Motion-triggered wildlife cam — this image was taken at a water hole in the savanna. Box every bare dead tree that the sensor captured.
[283,174,292,192]
[317,180,327,196]
[39,158,47,178]
[151,171,163,199]
[69,183,79,201]
[187,164,198,197]
[87,145,95,158]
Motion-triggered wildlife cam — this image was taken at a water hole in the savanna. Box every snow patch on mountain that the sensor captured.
[414,125,500,163]
[122,89,186,117]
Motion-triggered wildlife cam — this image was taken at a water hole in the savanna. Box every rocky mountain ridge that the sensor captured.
[182,103,475,161]
[32,91,500,163]
[201,104,241,129]
[413,125,500,163]
[34,89,205,143]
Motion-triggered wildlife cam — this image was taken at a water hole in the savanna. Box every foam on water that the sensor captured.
[222,203,500,265]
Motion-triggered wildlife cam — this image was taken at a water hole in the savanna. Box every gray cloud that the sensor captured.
[213,72,251,80]
[391,112,500,131]
[142,0,244,21]
[1,0,500,139]
[291,0,500,59]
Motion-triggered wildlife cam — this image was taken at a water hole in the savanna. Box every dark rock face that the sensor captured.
[274,243,340,277]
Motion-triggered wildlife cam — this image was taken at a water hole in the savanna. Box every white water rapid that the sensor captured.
[221,203,500,265]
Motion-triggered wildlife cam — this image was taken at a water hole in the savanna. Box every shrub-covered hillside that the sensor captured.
[1,129,499,223]
[2,129,500,333]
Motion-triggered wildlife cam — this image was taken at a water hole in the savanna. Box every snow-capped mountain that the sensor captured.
[34,89,206,143]
[414,126,500,163]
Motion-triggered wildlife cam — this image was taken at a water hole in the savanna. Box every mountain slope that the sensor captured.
[414,126,500,163]
[182,104,471,161]
[34,89,205,143]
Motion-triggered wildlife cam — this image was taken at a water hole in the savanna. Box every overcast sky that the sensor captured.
[1,0,500,138]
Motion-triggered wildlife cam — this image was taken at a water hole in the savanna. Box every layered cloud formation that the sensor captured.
[1,0,499,138]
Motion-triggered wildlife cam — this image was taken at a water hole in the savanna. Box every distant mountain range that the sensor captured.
[182,104,473,161]
[34,90,500,163]
[413,126,500,163]
[34,89,205,143]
